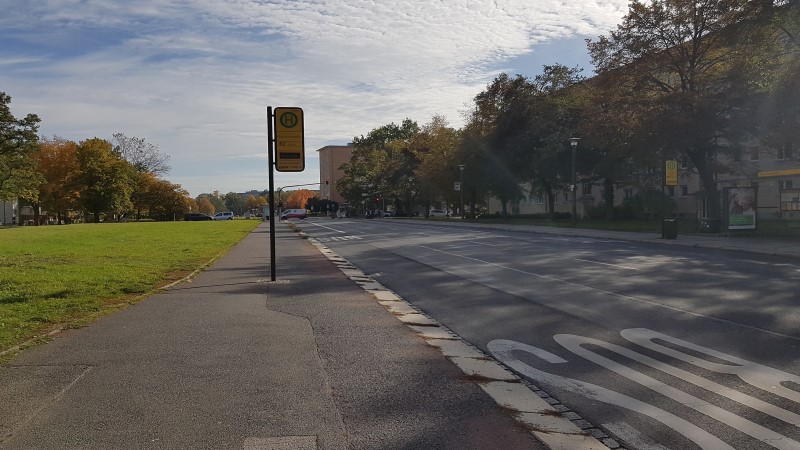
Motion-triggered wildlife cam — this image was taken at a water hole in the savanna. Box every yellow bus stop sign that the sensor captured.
[274,107,305,172]
[665,160,678,186]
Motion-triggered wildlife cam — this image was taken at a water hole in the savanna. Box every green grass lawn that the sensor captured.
[0,220,260,357]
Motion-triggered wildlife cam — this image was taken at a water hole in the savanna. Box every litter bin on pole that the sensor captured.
[662,219,678,239]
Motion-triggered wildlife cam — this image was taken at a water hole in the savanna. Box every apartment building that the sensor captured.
[317,143,354,204]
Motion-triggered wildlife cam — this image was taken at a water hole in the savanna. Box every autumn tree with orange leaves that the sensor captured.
[285,189,318,209]
[32,137,81,223]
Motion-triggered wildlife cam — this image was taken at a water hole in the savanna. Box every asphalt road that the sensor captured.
[296,217,800,450]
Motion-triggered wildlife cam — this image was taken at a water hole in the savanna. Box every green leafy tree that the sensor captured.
[587,0,787,219]
[411,116,462,212]
[338,119,420,210]
[76,138,134,222]
[0,92,41,208]
[224,192,246,215]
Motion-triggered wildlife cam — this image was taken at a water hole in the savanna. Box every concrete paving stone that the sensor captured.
[530,430,608,450]
[373,291,402,301]
[517,412,586,434]
[447,356,519,381]
[379,301,417,315]
[407,326,458,340]
[478,381,556,413]
[426,339,488,359]
[243,436,317,450]
[396,313,438,326]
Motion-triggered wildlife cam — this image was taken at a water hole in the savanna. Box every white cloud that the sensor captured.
[1,0,629,196]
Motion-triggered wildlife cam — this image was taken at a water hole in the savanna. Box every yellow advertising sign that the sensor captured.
[274,107,305,172]
[758,168,800,178]
[665,160,678,186]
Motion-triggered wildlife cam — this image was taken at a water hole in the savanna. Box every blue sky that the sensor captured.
[1,1,629,197]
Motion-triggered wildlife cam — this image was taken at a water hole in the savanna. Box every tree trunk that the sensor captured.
[545,185,555,220]
[604,178,615,221]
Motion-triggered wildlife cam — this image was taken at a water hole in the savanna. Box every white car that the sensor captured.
[280,209,307,220]
[213,211,234,220]
[428,209,448,217]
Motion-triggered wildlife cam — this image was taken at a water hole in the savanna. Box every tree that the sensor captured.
[285,189,317,209]
[32,137,81,224]
[134,174,192,221]
[244,194,267,214]
[0,92,41,206]
[224,192,246,215]
[411,116,462,212]
[111,133,170,176]
[197,192,226,213]
[338,119,420,210]
[587,0,786,219]
[196,196,215,215]
[76,138,134,222]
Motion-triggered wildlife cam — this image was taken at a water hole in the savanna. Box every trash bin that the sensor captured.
[662,219,678,239]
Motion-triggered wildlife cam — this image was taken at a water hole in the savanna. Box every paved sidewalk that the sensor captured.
[0,223,547,450]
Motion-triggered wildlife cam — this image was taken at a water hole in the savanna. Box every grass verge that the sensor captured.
[0,220,260,358]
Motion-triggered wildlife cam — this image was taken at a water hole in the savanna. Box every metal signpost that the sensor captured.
[267,106,305,281]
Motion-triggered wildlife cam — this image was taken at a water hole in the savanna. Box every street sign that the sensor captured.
[454,182,461,191]
[665,160,678,186]
[274,107,305,172]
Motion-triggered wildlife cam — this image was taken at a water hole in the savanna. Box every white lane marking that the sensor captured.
[555,334,800,449]
[488,339,734,450]
[469,240,501,247]
[574,258,641,270]
[621,328,800,404]
[416,245,800,342]
[306,222,347,233]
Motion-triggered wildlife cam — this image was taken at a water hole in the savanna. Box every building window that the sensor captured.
[681,186,689,197]
[624,188,633,199]
[778,143,794,160]
[780,179,794,190]
[667,186,675,197]
[583,182,592,195]
[679,158,688,169]
[750,148,760,161]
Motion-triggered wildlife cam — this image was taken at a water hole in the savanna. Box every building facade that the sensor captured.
[317,143,354,204]
[486,144,799,224]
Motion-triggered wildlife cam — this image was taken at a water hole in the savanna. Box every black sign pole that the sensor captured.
[267,106,277,281]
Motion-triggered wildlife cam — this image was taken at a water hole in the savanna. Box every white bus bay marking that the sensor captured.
[489,328,800,450]
[488,339,734,450]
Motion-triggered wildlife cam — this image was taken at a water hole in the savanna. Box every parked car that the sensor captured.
[185,213,213,221]
[213,211,235,220]
[280,209,307,220]
[428,209,448,218]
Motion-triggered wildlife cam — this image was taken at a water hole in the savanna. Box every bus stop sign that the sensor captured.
[274,107,305,172]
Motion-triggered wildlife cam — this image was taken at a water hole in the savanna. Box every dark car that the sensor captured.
[185,213,213,221]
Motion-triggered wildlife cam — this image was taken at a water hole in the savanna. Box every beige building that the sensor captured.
[318,144,354,204]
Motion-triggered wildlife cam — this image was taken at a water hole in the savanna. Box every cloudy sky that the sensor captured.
[1,0,630,197]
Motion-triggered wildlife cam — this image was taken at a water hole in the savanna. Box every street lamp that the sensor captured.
[569,138,580,224]
[458,164,465,218]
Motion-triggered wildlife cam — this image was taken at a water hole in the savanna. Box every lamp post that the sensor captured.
[569,138,580,224]
[458,164,465,218]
